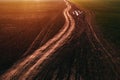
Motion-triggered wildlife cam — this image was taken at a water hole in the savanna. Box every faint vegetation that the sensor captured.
[71,0,120,48]
[0,1,65,74]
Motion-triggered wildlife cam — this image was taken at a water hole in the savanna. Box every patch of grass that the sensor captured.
[71,0,120,48]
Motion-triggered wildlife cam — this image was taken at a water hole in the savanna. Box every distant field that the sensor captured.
[71,0,120,48]
[0,1,65,73]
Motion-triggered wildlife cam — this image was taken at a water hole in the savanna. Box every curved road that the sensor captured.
[0,0,119,80]
[0,0,75,80]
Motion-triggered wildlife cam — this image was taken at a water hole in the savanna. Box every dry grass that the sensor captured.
[0,1,66,74]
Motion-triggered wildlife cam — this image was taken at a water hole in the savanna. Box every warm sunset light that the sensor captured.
[0,0,49,2]
[0,0,119,80]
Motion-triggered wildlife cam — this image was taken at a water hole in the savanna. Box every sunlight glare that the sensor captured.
[0,0,46,2]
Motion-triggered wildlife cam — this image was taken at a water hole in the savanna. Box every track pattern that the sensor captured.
[0,0,119,80]
[0,0,75,80]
